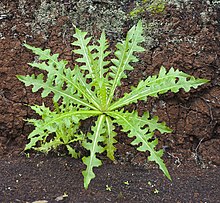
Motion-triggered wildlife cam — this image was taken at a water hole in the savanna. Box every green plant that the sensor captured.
[17,21,208,189]
[105,185,112,191]
[124,181,129,185]
[130,0,166,17]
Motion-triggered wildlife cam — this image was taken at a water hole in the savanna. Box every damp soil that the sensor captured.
[0,154,219,203]
[0,0,220,202]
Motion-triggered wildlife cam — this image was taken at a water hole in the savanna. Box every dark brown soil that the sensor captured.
[0,0,220,202]
[0,154,219,203]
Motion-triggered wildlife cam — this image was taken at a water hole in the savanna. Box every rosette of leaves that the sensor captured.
[17,21,208,189]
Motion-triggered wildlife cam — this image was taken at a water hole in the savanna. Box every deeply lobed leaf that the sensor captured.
[108,110,171,180]
[82,115,106,189]
[109,66,209,110]
[106,20,145,106]
[104,116,117,160]
[25,104,101,152]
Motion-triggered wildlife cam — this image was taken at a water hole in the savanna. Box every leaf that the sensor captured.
[82,115,106,189]
[66,145,80,159]
[19,44,102,109]
[35,139,63,153]
[72,30,110,111]
[25,105,101,151]
[104,116,117,160]
[72,28,95,78]
[17,73,96,110]
[108,110,171,180]
[107,20,145,106]
[74,66,101,109]
[137,112,172,134]
[109,66,209,110]
[92,31,111,110]
[96,31,111,77]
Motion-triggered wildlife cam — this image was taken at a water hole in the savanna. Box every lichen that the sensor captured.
[212,0,220,6]
[21,0,128,41]
[166,0,192,9]
[141,20,161,49]
[0,2,11,39]
[30,0,65,39]
[18,0,27,15]
[12,0,218,52]
[67,0,127,39]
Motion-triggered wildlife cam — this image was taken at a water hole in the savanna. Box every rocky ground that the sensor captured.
[0,0,219,202]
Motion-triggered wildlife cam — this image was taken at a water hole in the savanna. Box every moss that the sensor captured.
[130,0,166,17]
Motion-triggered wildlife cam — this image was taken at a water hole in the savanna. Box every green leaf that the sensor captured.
[94,30,111,81]
[109,66,209,110]
[72,28,95,78]
[107,20,145,106]
[136,112,172,134]
[17,73,97,110]
[108,110,171,180]
[72,29,110,111]
[35,139,63,153]
[104,116,117,160]
[18,44,101,110]
[25,105,101,151]
[82,115,106,189]
[24,44,52,60]
[66,145,80,159]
